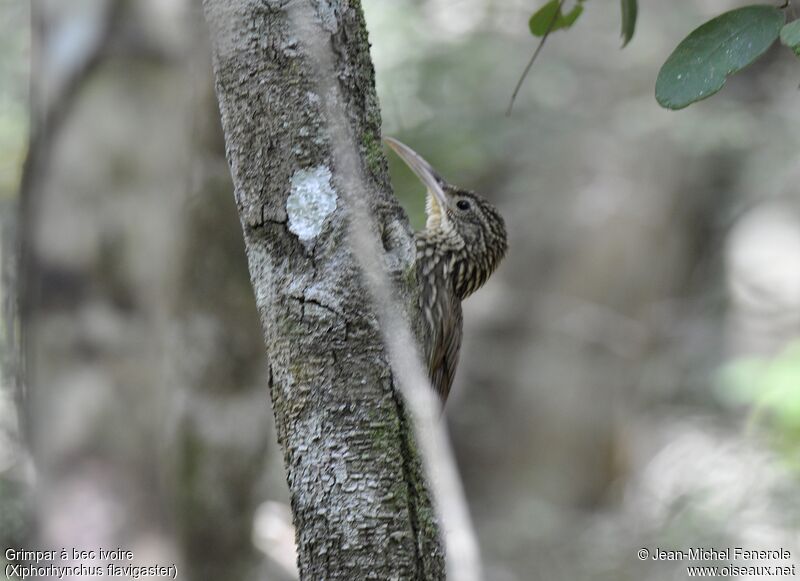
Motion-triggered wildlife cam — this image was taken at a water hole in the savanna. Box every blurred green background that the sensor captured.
[2,0,800,579]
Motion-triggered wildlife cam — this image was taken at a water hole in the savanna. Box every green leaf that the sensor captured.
[780,20,800,56]
[529,0,584,37]
[655,5,785,110]
[620,0,637,47]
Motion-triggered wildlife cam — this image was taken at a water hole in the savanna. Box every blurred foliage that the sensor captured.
[0,1,29,198]
[719,342,800,462]
[781,18,800,55]
[370,0,800,577]
[0,477,29,551]
[0,2,28,558]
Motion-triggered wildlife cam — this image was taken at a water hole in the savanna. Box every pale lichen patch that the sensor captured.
[287,165,338,240]
[316,0,339,33]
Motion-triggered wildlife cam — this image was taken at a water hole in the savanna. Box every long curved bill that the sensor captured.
[383,137,449,221]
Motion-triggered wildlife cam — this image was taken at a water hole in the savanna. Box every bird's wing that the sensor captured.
[429,298,463,404]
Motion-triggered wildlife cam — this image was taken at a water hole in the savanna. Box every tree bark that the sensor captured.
[203,0,445,578]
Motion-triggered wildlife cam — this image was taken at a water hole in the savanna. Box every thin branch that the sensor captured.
[506,0,565,116]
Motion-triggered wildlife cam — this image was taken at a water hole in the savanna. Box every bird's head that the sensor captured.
[384,136,507,298]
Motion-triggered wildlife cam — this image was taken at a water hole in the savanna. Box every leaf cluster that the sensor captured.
[514,1,800,112]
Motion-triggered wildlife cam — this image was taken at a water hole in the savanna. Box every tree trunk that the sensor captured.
[203,0,445,578]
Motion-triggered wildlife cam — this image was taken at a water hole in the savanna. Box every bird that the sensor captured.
[384,137,508,405]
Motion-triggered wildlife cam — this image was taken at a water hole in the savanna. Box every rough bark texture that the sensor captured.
[203,0,445,578]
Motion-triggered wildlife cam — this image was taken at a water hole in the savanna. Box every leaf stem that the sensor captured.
[506,0,566,116]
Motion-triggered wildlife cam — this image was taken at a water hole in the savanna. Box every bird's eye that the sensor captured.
[456,200,471,211]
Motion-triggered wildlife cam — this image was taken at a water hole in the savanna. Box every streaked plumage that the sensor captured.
[385,137,508,405]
